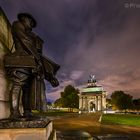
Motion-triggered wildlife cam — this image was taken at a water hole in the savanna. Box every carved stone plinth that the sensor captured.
[0,118,56,140]
[0,117,49,128]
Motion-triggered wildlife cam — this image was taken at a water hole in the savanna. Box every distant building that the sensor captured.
[78,75,106,113]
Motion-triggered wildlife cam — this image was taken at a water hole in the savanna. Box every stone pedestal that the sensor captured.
[0,7,13,119]
[0,118,56,140]
[0,100,10,119]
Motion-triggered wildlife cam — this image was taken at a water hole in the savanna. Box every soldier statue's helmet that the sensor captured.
[17,13,37,27]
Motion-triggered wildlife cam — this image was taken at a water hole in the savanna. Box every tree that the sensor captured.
[54,98,63,107]
[133,98,140,110]
[111,91,133,111]
[54,85,79,111]
[106,98,112,109]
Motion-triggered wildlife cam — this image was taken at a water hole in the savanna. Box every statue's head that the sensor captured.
[17,13,37,29]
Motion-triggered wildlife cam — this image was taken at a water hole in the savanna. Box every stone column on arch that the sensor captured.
[101,94,103,111]
[79,95,82,109]
[96,95,98,111]
[102,92,107,110]
[98,95,102,111]
[84,96,88,111]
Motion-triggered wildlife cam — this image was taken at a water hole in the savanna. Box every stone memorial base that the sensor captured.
[0,101,10,119]
[0,118,56,140]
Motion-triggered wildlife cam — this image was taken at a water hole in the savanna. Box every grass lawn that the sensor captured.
[102,114,140,127]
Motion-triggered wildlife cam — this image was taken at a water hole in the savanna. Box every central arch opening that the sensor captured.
[89,101,95,112]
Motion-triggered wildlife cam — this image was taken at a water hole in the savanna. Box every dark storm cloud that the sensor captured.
[1,0,140,99]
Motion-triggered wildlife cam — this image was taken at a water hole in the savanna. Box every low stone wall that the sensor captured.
[0,7,13,119]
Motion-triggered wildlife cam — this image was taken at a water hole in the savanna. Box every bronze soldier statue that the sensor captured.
[4,13,60,119]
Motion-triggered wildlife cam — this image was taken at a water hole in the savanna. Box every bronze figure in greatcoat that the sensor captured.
[4,13,60,119]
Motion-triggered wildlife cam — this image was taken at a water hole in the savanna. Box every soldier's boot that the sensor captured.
[22,87,33,118]
[23,110,33,118]
[9,84,22,119]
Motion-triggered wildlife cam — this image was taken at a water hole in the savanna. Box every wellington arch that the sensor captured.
[78,75,107,113]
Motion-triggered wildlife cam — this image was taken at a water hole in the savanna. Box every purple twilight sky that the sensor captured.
[1,0,140,101]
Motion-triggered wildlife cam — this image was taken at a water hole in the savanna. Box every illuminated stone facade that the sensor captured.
[79,75,106,113]
[0,7,13,118]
